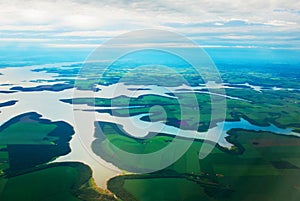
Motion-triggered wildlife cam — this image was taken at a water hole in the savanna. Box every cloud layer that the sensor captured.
[0,0,299,49]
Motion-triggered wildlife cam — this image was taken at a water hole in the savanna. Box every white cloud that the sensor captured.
[54,30,127,37]
[0,0,299,48]
[0,38,50,42]
[0,0,299,30]
[263,20,298,26]
[218,35,257,40]
[0,25,54,31]
[44,43,99,48]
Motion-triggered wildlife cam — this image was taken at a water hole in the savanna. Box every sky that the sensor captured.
[0,0,300,50]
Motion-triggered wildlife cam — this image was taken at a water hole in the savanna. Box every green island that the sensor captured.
[0,112,116,201]
[99,121,300,201]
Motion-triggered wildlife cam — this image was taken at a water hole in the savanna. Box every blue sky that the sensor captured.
[0,0,300,50]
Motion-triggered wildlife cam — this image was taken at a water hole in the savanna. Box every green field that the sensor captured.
[0,113,116,201]
[123,178,216,201]
[103,122,300,201]
[0,165,80,201]
[0,162,116,201]
[0,122,57,145]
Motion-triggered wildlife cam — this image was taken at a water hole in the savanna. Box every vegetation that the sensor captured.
[0,113,116,201]
[0,100,18,108]
[105,127,300,201]
[2,54,300,200]
[10,83,73,92]
[63,86,300,133]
